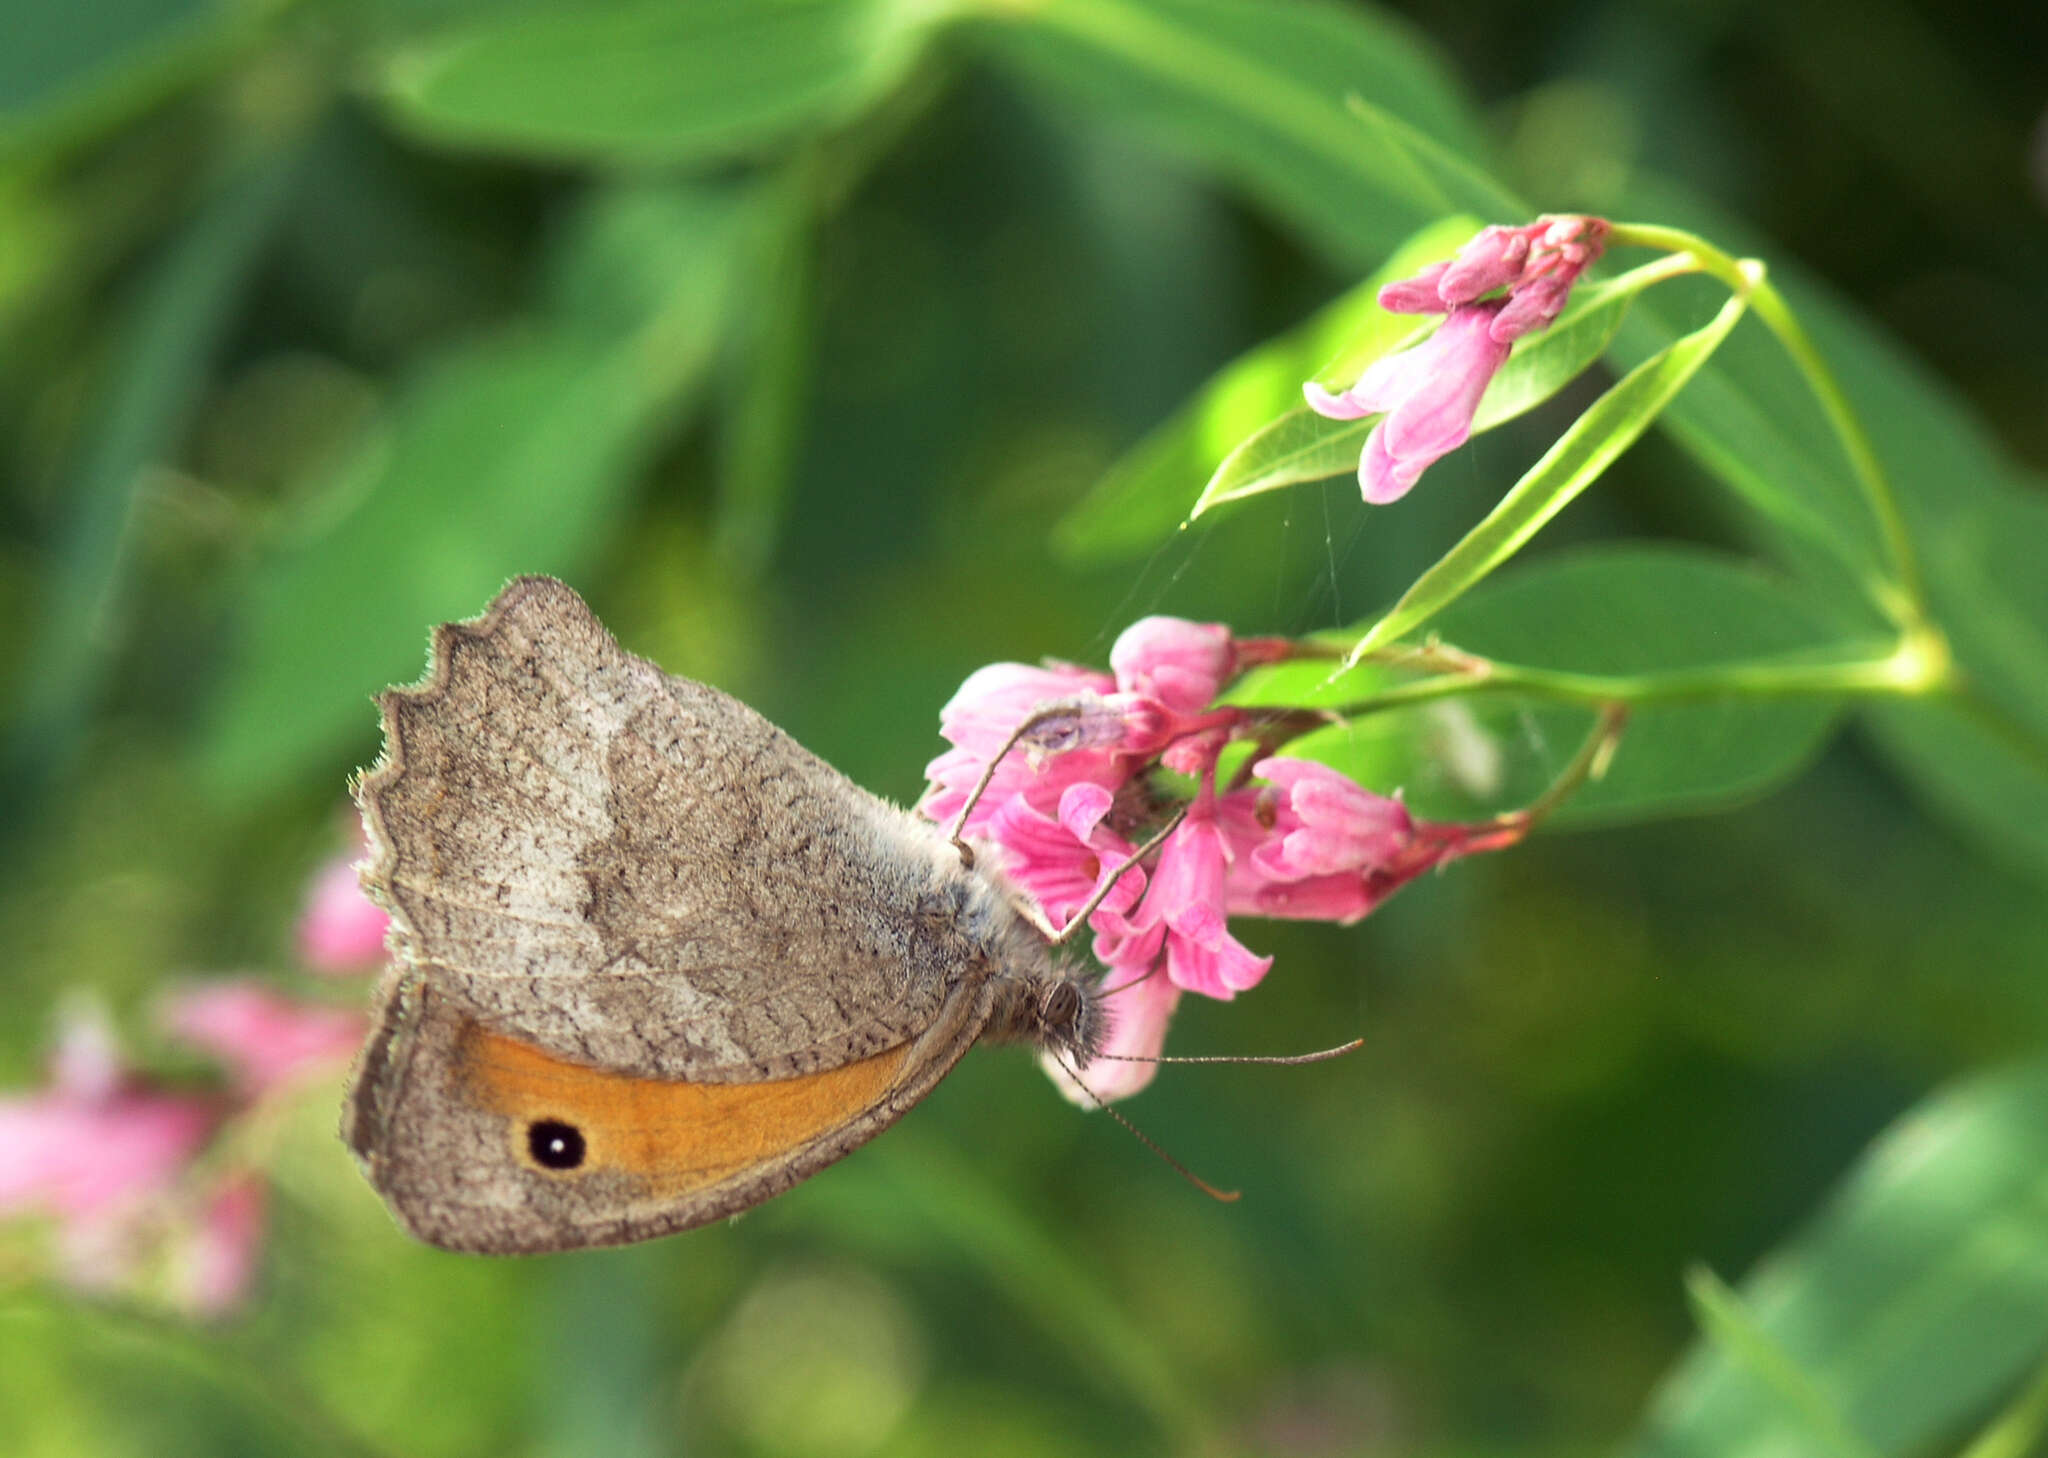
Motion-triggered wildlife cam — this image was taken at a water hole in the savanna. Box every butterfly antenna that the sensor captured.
[1057,1055,1240,1203]
[1093,1038,1365,1067]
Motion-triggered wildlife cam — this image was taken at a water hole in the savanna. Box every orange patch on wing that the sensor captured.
[459,1026,912,1197]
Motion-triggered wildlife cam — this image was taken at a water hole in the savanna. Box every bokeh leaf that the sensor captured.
[963,0,1500,269]
[381,0,937,165]
[193,183,749,801]
[1629,1055,2048,1458]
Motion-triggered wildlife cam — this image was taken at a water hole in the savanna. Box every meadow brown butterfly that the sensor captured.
[342,577,1103,1252]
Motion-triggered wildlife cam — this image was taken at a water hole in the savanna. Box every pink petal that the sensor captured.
[297,856,390,973]
[1376,260,1452,313]
[0,1092,214,1220]
[1358,423,1421,505]
[1303,381,1372,420]
[1110,617,1236,713]
[161,981,364,1098]
[178,1175,267,1317]
[1438,225,1531,303]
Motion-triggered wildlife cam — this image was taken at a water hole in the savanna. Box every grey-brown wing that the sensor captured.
[355,576,963,1081]
[342,965,995,1253]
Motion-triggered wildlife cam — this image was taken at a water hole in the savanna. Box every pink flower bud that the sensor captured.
[1110,617,1237,713]
[297,855,390,973]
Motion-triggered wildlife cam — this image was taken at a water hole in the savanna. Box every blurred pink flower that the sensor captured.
[1247,758,1414,879]
[0,1009,219,1297]
[160,980,364,1098]
[177,1175,267,1317]
[1309,214,1608,503]
[298,852,389,973]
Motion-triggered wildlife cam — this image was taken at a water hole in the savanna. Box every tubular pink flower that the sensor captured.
[298,854,390,973]
[989,782,1146,930]
[1110,617,1237,713]
[1247,758,1414,879]
[1136,788,1273,1000]
[160,981,365,1098]
[1307,214,1608,502]
[1314,301,1512,504]
[920,661,1132,838]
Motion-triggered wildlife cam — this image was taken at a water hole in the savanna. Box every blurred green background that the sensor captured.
[3,1,2045,1455]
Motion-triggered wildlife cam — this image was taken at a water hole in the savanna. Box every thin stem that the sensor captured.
[1607,221,1930,630]
[1745,276,1926,623]
[1324,633,1952,721]
[1513,702,1629,828]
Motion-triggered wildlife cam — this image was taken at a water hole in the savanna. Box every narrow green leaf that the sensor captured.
[1469,276,1634,432]
[381,0,935,166]
[1053,215,1477,561]
[1630,1056,2048,1458]
[1349,287,1750,660]
[1683,1266,1877,1458]
[1190,408,1369,514]
[4,149,298,818]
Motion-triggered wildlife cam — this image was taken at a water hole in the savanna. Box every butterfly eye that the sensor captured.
[527,1119,587,1171]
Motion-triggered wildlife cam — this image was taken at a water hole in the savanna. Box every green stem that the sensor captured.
[1325,631,1951,720]
[1607,221,1930,631]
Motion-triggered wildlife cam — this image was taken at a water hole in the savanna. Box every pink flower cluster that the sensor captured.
[1306,214,1609,504]
[921,618,1519,1100]
[0,833,383,1315]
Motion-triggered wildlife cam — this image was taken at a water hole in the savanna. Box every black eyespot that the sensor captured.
[527,1119,586,1170]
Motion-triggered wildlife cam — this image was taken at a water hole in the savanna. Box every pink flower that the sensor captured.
[1381,214,1610,342]
[1306,301,1513,504]
[1308,214,1608,503]
[1043,965,1182,1104]
[1110,617,1237,713]
[298,852,389,973]
[160,981,364,1098]
[919,662,1131,837]
[1247,758,1414,879]
[0,1010,219,1293]
[177,1175,267,1317]
[1094,784,1273,1001]
[989,783,1146,931]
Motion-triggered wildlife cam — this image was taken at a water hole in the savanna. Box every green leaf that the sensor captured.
[192,184,750,801]
[1053,214,1477,561]
[4,149,299,817]
[0,0,260,164]
[1254,547,1844,825]
[963,0,1499,269]
[381,0,936,166]
[1349,287,1750,660]
[1628,1056,2048,1458]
